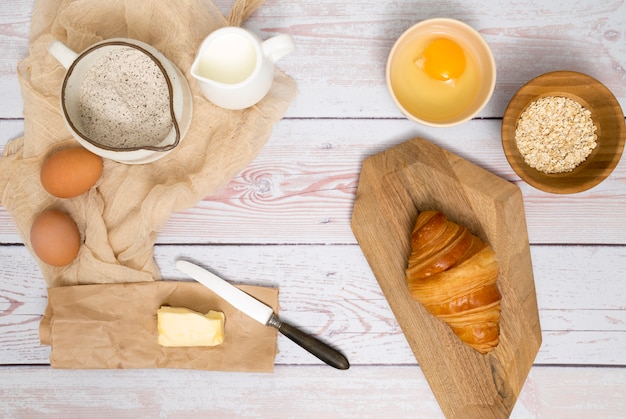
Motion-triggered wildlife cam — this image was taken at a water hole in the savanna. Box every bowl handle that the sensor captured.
[48,40,79,69]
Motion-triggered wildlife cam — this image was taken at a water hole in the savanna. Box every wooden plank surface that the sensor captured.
[2,0,626,118]
[2,119,626,246]
[2,244,625,366]
[1,0,626,417]
[1,242,626,416]
[0,365,625,419]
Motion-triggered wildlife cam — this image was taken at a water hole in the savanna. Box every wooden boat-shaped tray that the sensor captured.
[351,138,542,418]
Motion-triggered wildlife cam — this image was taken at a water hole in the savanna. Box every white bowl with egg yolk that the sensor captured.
[386,18,496,127]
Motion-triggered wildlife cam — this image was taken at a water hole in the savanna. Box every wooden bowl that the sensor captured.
[502,71,625,194]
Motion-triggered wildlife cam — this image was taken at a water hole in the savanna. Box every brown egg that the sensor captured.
[40,147,103,198]
[30,210,81,267]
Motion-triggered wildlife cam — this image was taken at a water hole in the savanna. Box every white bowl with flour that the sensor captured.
[49,38,193,164]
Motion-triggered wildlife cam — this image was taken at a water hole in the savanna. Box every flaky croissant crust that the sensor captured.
[406,211,501,354]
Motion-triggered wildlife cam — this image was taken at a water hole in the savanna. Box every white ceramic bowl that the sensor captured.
[386,18,496,127]
[49,38,193,164]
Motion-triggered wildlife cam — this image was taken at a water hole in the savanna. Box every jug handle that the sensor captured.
[262,34,295,63]
[48,40,79,69]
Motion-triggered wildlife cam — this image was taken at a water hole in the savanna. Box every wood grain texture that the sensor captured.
[1,244,626,367]
[3,118,625,246]
[1,242,626,416]
[248,0,626,118]
[2,0,626,417]
[1,0,626,118]
[0,0,32,118]
[1,365,625,419]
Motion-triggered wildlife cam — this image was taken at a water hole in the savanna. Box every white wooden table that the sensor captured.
[2,1,626,417]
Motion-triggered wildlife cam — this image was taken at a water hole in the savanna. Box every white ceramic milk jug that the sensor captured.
[191,27,295,110]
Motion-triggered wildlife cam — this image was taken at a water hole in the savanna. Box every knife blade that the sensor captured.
[176,259,349,370]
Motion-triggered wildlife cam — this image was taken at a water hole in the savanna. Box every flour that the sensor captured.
[78,47,173,149]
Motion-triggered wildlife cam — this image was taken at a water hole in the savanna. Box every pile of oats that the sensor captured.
[514,96,597,174]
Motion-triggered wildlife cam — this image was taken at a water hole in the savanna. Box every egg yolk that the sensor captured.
[421,38,466,81]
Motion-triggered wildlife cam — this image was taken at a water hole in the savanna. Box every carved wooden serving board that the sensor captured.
[351,138,542,418]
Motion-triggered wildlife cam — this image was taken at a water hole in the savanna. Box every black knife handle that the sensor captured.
[274,320,350,370]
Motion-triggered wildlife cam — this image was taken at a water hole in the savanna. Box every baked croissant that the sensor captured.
[405,210,501,354]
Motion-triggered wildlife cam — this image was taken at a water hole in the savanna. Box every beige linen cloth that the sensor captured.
[0,0,293,370]
[0,0,296,287]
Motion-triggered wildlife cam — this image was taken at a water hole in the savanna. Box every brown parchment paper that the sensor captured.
[0,0,297,287]
[39,280,279,371]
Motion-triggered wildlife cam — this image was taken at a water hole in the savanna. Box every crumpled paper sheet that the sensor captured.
[40,280,279,371]
[0,0,297,287]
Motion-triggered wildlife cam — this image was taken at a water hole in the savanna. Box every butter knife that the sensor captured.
[176,260,350,370]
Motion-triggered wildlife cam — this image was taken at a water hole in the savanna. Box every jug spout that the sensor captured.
[262,34,295,63]
[48,40,79,69]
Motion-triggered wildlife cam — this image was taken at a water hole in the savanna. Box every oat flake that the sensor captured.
[515,96,597,174]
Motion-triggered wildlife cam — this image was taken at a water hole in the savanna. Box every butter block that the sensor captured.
[157,306,225,347]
